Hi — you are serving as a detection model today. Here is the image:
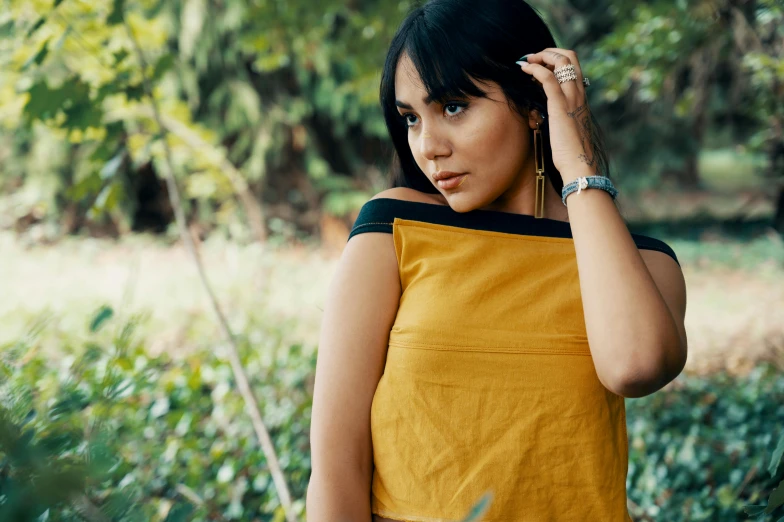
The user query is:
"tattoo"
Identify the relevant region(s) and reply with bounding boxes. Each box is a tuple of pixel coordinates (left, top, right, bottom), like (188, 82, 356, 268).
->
(567, 104, 598, 169)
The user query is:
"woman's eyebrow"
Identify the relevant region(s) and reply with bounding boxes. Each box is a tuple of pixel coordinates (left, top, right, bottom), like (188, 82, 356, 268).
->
(395, 93, 438, 110)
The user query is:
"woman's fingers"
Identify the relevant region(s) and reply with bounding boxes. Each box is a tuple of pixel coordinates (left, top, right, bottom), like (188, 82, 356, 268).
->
(523, 49, 585, 103)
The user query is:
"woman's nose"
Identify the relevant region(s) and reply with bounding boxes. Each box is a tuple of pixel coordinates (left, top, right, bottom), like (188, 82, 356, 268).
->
(419, 128, 449, 160)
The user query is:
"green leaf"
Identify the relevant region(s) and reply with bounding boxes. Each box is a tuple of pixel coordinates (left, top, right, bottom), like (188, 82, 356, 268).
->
(25, 18, 45, 38)
(0, 20, 16, 39)
(745, 504, 767, 516)
(113, 49, 129, 65)
(23, 77, 103, 130)
(765, 479, 784, 514)
(125, 83, 145, 101)
(770, 432, 784, 477)
(23, 80, 68, 121)
(89, 305, 114, 333)
(152, 53, 175, 81)
(21, 38, 50, 71)
(165, 503, 195, 522)
(107, 0, 125, 25)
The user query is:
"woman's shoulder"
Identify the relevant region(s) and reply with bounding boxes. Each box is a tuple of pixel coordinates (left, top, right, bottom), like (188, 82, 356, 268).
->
(347, 188, 445, 242)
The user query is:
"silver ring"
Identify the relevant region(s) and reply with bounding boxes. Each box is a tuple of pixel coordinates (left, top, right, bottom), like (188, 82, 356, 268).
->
(553, 65, 591, 87)
(554, 64, 577, 85)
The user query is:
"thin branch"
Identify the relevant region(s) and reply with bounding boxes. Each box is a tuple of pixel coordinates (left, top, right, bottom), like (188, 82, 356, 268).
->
(122, 14, 299, 522)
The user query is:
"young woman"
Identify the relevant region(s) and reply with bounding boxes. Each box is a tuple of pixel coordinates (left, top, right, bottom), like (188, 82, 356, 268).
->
(307, 1, 688, 520)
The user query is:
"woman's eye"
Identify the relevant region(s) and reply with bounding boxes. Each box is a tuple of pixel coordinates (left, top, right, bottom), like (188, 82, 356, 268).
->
(444, 103, 464, 116)
(400, 102, 468, 128)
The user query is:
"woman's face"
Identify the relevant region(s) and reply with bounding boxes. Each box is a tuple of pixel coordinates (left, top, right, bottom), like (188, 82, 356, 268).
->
(394, 52, 540, 213)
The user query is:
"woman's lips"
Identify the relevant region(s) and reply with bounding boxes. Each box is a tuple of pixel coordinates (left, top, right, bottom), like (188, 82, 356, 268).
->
(437, 173, 468, 189)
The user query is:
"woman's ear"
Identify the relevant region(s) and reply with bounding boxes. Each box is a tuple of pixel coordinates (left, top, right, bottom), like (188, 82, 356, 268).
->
(528, 109, 544, 130)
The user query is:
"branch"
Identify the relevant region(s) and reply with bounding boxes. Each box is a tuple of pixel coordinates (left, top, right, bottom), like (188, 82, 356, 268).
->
(122, 16, 299, 522)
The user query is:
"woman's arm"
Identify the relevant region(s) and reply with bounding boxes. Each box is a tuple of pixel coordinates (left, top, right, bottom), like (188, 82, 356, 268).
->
(306, 226, 401, 521)
(564, 177, 688, 399)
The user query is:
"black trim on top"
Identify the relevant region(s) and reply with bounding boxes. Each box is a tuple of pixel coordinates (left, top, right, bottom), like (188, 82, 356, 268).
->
(347, 198, 680, 267)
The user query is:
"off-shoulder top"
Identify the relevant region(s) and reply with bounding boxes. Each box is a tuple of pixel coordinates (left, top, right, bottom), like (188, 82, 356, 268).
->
(347, 197, 679, 522)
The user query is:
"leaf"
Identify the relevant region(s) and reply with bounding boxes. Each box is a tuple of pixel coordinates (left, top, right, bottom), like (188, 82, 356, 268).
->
(770, 432, 784, 477)
(107, 0, 125, 25)
(89, 305, 114, 333)
(165, 503, 195, 522)
(765, 479, 784, 514)
(0, 19, 14, 39)
(23, 81, 69, 122)
(125, 83, 145, 101)
(152, 54, 175, 81)
(744, 504, 767, 516)
(25, 18, 45, 38)
(21, 38, 50, 71)
(24, 77, 103, 130)
(113, 49, 129, 65)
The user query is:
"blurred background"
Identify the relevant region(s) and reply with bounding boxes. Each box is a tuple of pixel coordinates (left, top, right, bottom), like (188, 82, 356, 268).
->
(0, 0, 782, 520)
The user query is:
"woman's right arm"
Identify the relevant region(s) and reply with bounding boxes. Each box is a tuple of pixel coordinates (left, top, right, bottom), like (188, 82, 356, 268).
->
(306, 225, 401, 521)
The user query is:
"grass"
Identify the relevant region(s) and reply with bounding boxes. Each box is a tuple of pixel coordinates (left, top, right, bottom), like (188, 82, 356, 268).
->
(1, 224, 783, 379)
(698, 148, 769, 192)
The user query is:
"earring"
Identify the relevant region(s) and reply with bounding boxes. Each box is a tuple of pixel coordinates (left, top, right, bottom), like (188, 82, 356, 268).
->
(533, 120, 545, 219)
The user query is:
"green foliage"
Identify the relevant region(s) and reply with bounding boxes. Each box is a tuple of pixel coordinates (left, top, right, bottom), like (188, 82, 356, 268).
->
(1, 302, 783, 521)
(0, 305, 314, 520)
(1, 0, 782, 235)
(626, 364, 784, 521)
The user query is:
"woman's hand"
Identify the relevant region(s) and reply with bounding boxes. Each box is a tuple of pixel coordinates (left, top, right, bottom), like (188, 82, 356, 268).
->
(518, 49, 597, 183)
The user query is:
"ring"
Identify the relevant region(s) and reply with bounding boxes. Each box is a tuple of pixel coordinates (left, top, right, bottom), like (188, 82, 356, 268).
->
(529, 70, 590, 87)
(554, 64, 577, 85)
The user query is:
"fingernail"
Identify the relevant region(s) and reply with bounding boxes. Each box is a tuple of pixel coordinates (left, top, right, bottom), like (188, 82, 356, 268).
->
(516, 61, 529, 67)
(517, 54, 531, 62)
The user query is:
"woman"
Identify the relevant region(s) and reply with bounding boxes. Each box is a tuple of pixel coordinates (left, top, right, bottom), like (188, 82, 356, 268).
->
(307, 0, 688, 520)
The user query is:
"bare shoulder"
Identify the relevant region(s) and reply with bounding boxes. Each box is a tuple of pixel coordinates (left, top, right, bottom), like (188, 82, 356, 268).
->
(370, 187, 448, 205)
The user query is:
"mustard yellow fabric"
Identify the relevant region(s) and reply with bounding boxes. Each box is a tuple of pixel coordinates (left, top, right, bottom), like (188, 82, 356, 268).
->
(370, 217, 633, 522)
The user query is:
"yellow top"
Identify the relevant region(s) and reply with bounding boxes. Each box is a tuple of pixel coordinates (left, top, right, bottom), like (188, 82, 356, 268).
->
(347, 198, 679, 522)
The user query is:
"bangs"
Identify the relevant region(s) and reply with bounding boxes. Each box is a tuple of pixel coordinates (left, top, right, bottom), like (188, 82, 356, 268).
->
(400, 15, 494, 105)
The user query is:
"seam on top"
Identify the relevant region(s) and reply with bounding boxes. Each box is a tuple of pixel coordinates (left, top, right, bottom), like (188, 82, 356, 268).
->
(372, 508, 458, 522)
(352, 221, 392, 230)
(388, 340, 591, 356)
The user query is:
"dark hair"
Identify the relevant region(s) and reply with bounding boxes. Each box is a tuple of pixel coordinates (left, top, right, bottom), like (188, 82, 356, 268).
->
(379, 0, 613, 205)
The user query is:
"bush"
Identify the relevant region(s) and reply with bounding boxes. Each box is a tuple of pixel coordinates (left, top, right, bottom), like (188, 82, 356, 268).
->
(0, 305, 781, 521)
(0, 306, 315, 521)
(626, 364, 784, 521)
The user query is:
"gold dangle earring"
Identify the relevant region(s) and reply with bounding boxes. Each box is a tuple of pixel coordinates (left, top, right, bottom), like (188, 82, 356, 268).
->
(533, 117, 546, 219)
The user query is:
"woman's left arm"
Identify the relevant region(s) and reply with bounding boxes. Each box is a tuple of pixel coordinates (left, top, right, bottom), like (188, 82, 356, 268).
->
(564, 186, 687, 399)
(519, 48, 687, 398)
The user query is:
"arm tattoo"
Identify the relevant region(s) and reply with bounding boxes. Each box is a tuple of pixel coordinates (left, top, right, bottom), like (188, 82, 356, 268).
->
(567, 104, 598, 170)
